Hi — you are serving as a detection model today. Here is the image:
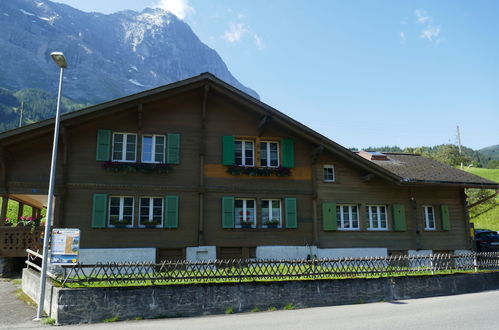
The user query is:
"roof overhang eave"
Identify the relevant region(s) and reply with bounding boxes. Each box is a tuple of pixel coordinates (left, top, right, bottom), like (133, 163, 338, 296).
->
(400, 179, 499, 189)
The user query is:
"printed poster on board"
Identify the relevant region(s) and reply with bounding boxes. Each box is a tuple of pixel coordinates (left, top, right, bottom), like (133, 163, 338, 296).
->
(50, 228, 80, 265)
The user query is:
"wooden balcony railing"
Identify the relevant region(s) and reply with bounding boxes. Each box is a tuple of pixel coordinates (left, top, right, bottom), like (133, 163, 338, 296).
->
(0, 226, 44, 257)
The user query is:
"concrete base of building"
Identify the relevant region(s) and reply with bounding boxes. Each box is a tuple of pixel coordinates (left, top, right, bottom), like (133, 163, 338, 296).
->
(186, 246, 216, 262)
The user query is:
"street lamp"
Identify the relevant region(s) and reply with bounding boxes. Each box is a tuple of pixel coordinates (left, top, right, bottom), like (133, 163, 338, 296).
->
(36, 52, 67, 320)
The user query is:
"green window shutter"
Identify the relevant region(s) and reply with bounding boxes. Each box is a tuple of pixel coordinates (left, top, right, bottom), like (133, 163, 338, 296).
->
(164, 195, 179, 228)
(96, 129, 111, 161)
(392, 204, 406, 231)
(92, 194, 108, 228)
(222, 197, 235, 228)
(285, 198, 297, 228)
(322, 202, 337, 231)
(281, 138, 295, 168)
(440, 204, 451, 231)
(222, 136, 235, 165)
(166, 133, 180, 164)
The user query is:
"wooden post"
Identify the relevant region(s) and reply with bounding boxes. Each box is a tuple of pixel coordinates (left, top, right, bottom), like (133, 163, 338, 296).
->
(410, 189, 421, 250)
(310, 147, 321, 246)
(0, 196, 8, 225)
(17, 201, 24, 219)
(31, 207, 37, 219)
(198, 85, 209, 246)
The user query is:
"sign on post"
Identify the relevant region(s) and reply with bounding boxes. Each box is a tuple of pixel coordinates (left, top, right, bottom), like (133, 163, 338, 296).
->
(50, 228, 80, 265)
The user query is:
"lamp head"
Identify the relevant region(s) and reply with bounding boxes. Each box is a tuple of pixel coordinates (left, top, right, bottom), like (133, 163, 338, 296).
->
(50, 52, 67, 68)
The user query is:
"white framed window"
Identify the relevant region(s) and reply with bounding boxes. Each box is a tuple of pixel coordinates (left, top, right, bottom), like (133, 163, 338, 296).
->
(139, 197, 163, 228)
(235, 140, 254, 166)
(260, 141, 279, 167)
(261, 199, 282, 228)
(108, 196, 134, 228)
(423, 206, 436, 230)
(366, 205, 388, 230)
(142, 135, 166, 163)
(323, 165, 335, 182)
(337, 204, 359, 230)
(112, 133, 137, 162)
(235, 198, 256, 228)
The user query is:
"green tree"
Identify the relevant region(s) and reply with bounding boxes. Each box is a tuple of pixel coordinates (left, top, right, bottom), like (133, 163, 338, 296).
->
(431, 144, 471, 167)
(466, 188, 497, 220)
(486, 160, 499, 169)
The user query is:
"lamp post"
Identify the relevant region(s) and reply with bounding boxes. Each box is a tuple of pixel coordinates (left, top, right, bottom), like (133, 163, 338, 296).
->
(36, 52, 67, 320)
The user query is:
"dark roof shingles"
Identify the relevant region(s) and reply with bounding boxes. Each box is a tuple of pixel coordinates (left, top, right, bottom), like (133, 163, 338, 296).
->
(368, 153, 498, 187)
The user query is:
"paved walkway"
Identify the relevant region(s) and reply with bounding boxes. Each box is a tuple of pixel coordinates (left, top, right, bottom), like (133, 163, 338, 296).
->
(0, 277, 48, 329)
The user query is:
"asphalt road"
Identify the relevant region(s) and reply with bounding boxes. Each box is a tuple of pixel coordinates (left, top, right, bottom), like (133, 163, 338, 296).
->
(1, 277, 496, 330)
(0, 278, 48, 330)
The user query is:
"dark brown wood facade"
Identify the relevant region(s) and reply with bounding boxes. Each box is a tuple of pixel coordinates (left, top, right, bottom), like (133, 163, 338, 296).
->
(0, 74, 480, 259)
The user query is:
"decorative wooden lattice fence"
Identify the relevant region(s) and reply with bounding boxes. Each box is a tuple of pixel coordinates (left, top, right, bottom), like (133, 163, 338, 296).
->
(24, 251, 499, 287)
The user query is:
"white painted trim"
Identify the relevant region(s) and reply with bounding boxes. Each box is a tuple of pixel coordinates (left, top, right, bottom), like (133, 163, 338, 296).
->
(261, 199, 282, 228)
(323, 164, 335, 182)
(235, 198, 256, 228)
(141, 134, 166, 163)
(423, 205, 436, 230)
(235, 140, 255, 167)
(366, 204, 388, 230)
(108, 196, 134, 228)
(260, 141, 280, 167)
(337, 204, 360, 230)
(111, 132, 137, 162)
(138, 196, 164, 228)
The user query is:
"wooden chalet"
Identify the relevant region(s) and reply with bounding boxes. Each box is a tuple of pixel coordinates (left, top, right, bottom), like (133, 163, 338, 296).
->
(0, 73, 497, 263)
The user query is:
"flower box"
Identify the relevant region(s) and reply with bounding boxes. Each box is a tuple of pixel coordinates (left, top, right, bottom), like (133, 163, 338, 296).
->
(101, 161, 172, 174)
(227, 165, 291, 177)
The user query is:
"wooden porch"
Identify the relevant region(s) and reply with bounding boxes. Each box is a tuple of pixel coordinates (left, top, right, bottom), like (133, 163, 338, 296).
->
(0, 226, 44, 257)
(0, 195, 46, 257)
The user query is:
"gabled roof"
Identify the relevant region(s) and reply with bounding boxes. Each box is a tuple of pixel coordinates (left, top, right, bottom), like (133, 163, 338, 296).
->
(1, 72, 495, 189)
(0, 72, 401, 183)
(361, 152, 498, 189)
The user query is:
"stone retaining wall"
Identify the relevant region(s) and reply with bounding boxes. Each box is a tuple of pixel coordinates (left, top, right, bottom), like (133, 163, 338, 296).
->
(22, 268, 499, 324)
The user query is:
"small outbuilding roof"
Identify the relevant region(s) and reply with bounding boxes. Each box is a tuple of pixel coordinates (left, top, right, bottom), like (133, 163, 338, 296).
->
(360, 152, 499, 189)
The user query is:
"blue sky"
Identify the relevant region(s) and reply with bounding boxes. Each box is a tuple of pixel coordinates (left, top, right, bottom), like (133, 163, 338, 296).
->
(54, 0, 498, 150)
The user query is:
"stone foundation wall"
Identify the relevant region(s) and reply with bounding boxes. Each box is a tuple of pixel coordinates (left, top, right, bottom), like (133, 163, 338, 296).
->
(22, 268, 499, 325)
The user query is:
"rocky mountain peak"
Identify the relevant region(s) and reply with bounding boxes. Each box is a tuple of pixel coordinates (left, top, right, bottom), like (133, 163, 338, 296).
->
(0, 0, 259, 103)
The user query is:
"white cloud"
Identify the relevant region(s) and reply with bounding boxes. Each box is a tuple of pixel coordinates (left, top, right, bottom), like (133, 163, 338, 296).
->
(153, 0, 195, 19)
(221, 19, 264, 50)
(420, 26, 441, 42)
(399, 31, 406, 42)
(415, 9, 431, 24)
(222, 23, 249, 43)
(253, 33, 264, 49)
(413, 9, 442, 45)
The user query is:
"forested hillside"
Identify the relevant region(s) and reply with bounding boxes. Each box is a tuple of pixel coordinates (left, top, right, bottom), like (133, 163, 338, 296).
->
(0, 87, 88, 132)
